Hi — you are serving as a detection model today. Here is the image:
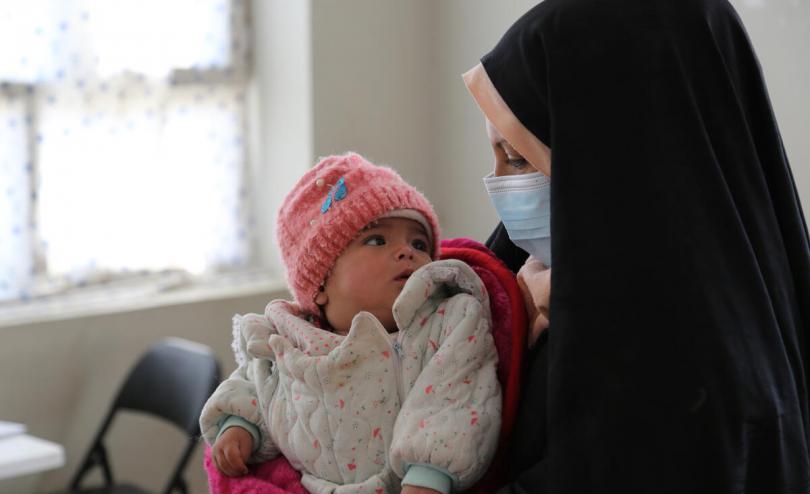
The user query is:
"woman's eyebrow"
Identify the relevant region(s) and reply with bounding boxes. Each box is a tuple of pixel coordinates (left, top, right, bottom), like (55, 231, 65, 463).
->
(501, 142, 524, 157)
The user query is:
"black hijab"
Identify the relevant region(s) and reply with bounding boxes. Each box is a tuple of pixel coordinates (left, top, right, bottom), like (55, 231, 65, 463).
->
(472, 0, 810, 491)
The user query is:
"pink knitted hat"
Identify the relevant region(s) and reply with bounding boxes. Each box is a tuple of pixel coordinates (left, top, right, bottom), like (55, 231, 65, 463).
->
(276, 152, 441, 315)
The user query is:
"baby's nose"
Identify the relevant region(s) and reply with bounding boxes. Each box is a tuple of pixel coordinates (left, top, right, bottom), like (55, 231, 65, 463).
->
(395, 244, 414, 260)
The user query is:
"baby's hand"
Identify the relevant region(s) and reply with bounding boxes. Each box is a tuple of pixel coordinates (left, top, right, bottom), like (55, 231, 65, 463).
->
(212, 426, 253, 477)
(401, 486, 441, 494)
(517, 256, 551, 349)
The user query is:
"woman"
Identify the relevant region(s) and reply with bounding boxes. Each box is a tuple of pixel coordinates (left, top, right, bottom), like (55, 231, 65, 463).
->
(465, 0, 810, 492)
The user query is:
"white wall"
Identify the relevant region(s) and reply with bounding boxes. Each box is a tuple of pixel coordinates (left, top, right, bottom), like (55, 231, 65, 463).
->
(248, 0, 313, 274)
(732, 0, 810, 210)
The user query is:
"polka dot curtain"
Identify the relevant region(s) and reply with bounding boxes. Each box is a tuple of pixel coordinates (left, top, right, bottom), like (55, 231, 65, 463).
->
(0, 0, 251, 302)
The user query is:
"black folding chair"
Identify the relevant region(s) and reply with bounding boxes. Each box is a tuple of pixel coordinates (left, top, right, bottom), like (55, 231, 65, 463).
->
(64, 338, 221, 494)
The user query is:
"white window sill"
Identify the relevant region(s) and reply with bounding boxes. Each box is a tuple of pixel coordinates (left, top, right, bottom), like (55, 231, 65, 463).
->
(0, 269, 288, 329)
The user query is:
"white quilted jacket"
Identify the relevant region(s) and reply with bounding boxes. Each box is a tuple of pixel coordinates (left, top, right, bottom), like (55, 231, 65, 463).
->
(200, 259, 501, 493)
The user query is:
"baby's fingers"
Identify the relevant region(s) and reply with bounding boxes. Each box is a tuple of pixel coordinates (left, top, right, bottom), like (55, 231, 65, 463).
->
(225, 443, 249, 476)
(216, 443, 248, 476)
(213, 449, 233, 476)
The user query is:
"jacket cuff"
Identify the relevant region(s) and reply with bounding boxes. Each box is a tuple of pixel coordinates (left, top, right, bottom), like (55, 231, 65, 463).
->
(402, 464, 454, 494)
(216, 415, 261, 453)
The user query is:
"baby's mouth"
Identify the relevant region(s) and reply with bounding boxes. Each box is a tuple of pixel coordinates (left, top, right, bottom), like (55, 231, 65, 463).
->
(394, 270, 414, 282)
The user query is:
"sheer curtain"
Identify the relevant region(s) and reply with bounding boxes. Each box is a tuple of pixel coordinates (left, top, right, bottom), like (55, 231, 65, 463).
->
(0, 0, 251, 302)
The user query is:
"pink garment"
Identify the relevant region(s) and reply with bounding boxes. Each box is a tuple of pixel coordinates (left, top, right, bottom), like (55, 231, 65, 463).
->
(204, 447, 309, 494)
(203, 237, 526, 494)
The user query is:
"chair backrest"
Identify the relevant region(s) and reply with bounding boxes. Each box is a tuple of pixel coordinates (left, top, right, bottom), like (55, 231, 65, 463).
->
(115, 338, 221, 436)
(70, 337, 221, 494)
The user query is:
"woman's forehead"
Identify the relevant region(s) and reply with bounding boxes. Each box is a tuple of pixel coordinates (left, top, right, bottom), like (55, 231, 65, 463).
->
(486, 119, 503, 141)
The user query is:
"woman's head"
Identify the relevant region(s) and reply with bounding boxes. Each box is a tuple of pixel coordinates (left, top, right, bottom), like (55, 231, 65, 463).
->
(276, 152, 440, 330)
(463, 63, 552, 177)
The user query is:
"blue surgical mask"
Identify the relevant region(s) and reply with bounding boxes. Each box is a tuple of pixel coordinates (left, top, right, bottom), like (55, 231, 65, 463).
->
(483, 171, 552, 267)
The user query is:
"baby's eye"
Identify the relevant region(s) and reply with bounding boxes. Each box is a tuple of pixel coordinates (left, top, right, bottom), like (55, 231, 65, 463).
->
(411, 238, 428, 252)
(363, 235, 386, 246)
(507, 157, 528, 169)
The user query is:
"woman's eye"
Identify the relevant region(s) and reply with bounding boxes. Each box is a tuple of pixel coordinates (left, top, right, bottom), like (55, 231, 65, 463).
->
(507, 157, 528, 168)
(363, 235, 385, 246)
(411, 238, 428, 252)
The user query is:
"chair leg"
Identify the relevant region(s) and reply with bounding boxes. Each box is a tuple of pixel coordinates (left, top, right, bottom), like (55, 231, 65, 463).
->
(97, 443, 114, 486)
(70, 411, 116, 491)
(174, 477, 188, 494)
(69, 442, 113, 491)
(162, 438, 197, 494)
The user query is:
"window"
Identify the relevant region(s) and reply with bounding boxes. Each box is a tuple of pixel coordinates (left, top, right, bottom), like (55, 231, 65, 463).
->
(0, 0, 252, 303)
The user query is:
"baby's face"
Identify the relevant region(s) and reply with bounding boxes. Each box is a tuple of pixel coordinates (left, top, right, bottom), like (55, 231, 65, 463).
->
(315, 217, 432, 335)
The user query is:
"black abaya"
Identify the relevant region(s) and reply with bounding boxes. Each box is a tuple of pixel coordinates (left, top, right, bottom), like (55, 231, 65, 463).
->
(473, 0, 810, 491)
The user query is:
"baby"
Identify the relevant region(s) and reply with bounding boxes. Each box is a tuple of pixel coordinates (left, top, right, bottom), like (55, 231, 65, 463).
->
(200, 153, 501, 494)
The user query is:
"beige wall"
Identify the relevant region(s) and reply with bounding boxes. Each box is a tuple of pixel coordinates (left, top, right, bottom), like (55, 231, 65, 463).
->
(305, 0, 539, 241)
(431, 0, 539, 241)
(0, 288, 285, 494)
(310, 0, 438, 198)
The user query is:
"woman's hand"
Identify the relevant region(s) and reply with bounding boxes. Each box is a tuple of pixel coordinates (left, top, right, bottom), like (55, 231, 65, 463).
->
(212, 426, 253, 477)
(517, 256, 551, 348)
(401, 486, 441, 494)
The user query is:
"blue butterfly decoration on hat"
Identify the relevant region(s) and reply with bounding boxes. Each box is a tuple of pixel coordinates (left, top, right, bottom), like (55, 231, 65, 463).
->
(321, 177, 348, 213)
